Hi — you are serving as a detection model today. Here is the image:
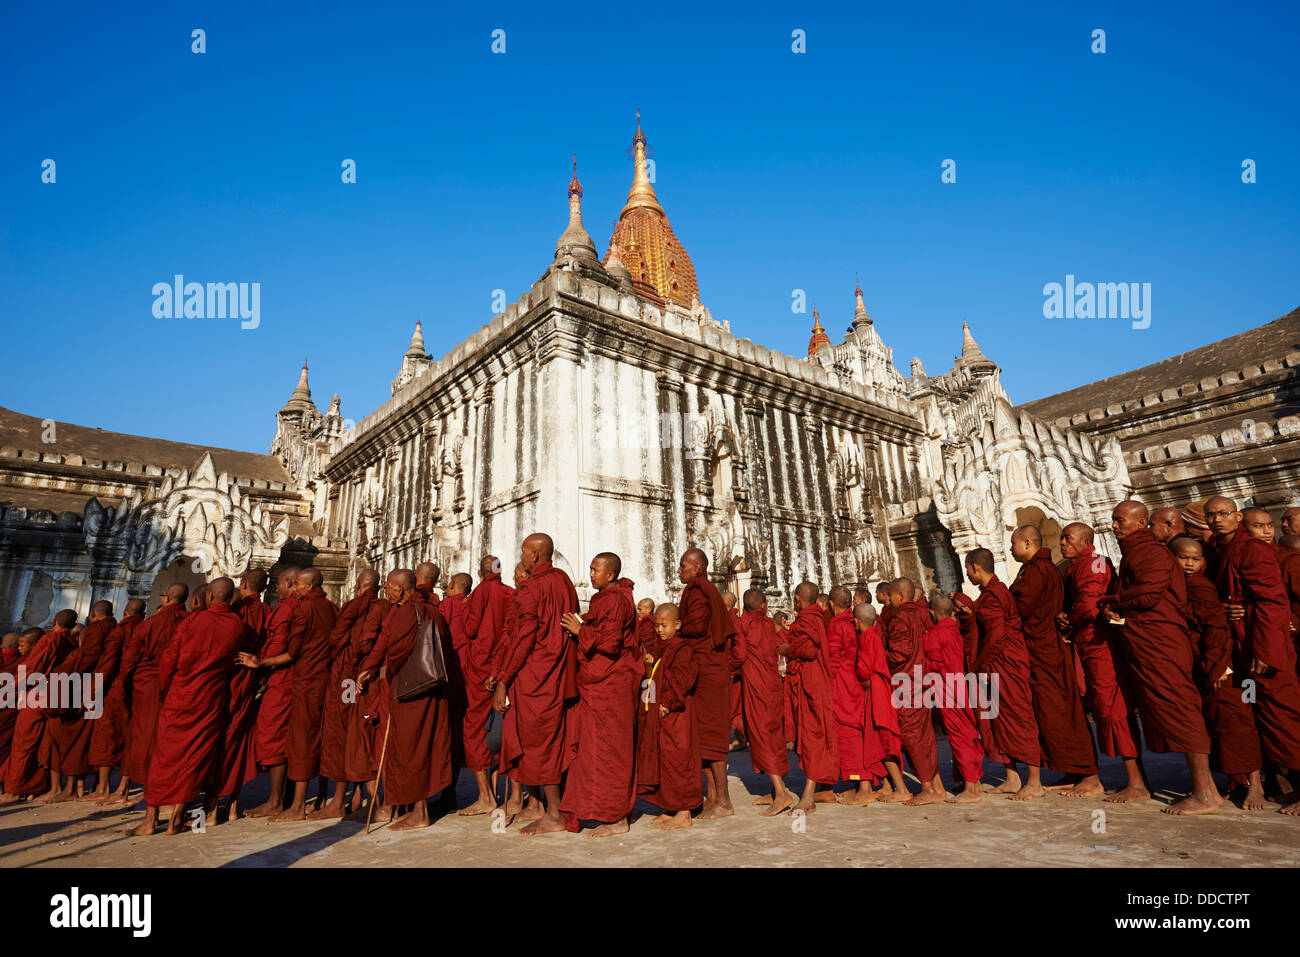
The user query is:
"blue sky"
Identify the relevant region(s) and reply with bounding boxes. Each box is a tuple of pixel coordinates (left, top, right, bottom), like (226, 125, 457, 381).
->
(2, 1, 1296, 452)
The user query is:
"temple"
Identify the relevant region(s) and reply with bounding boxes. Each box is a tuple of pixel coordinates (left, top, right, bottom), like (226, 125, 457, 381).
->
(1, 118, 1297, 624)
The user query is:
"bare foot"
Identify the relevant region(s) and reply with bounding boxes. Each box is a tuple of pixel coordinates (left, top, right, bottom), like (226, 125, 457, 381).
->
(588, 819, 628, 838)
(519, 816, 565, 835)
(879, 788, 911, 804)
(1043, 774, 1084, 792)
(1009, 784, 1046, 802)
(78, 791, 109, 803)
(792, 796, 817, 814)
(760, 793, 796, 817)
(812, 789, 837, 804)
(836, 788, 876, 806)
(905, 788, 944, 806)
(656, 811, 692, 830)
(128, 821, 155, 837)
(0, 793, 26, 806)
(946, 789, 982, 804)
(1278, 796, 1300, 816)
(270, 807, 307, 823)
(305, 804, 345, 821)
(1060, 776, 1105, 798)
(458, 795, 498, 816)
(1239, 785, 1270, 811)
(753, 793, 774, 806)
(390, 809, 431, 831)
(244, 801, 283, 818)
(517, 799, 545, 822)
(698, 801, 734, 821)
(985, 775, 1021, 794)
(1104, 783, 1151, 804)
(1163, 792, 1223, 815)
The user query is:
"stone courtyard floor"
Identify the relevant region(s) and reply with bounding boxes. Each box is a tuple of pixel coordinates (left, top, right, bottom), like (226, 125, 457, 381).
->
(2, 744, 1296, 868)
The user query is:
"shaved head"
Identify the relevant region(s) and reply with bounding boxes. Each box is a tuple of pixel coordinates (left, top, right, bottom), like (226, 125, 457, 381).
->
(1, 633, 17, 650)
(1111, 500, 1150, 540)
(794, 581, 818, 607)
(125, 598, 146, 617)
(278, 567, 300, 586)
(165, 582, 190, 604)
(90, 599, 113, 619)
(637, 597, 655, 617)
(53, 609, 77, 629)
(853, 603, 877, 628)
(388, 568, 416, 591)
(242, 568, 270, 594)
(829, 585, 851, 611)
(1171, 535, 1203, 557)
(1242, 507, 1274, 542)
(655, 602, 680, 623)
(1149, 507, 1186, 544)
(742, 588, 765, 612)
(929, 593, 955, 618)
(1062, 522, 1095, 546)
(209, 577, 236, 603)
(415, 562, 441, 587)
(678, 547, 708, 584)
(1205, 496, 1242, 538)
(1012, 525, 1042, 549)
(297, 567, 323, 588)
(593, 552, 622, 578)
(480, 555, 502, 577)
(449, 572, 473, 595)
(521, 534, 553, 562)
(1283, 507, 1300, 535)
(357, 568, 380, 592)
(963, 548, 994, 574)
(889, 578, 915, 601)
(722, 591, 737, 610)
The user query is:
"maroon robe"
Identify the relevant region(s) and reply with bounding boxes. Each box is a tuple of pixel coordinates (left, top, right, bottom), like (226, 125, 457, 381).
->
(358, 600, 453, 804)
(637, 636, 700, 812)
(924, 617, 985, 784)
(857, 624, 902, 773)
(120, 604, 187, 784)
(561, 578, 640, 828)
(678, 574, 737, 762)
(953, 592, 979, 670)
(3, 627, 77, 795)
(732, 608, 788, 776)
(499, 560, 579, 786)
(826, 607, 881, 781)
(253, 596, 297, 767)
(46, 617, 115, 778)
(286, 587, 339, 781)
(87, 613, 144, 769)
(463, 575, 513, 772)
(441, 590, 471, 772)
(884, 601, 939, 781)
(785, 604, 839, 785)
(972, 576, 1040, 765)
(1210, 527, 1300, 768)
(728, 608, 745, 738)
(345, 597, 390, 780)
(144, 602, 250, 807)
(1011, 547, 1097, 775)
(320, 589, 373, 782)
(1061, 546, 1139, 759)
(216, 595, 269, 798)
(1184, 572, 1261, 775)
(1106, 528, 1210, 754)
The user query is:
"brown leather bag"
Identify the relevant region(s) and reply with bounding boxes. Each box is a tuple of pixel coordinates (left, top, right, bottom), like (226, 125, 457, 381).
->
(393, 602, 450, 701)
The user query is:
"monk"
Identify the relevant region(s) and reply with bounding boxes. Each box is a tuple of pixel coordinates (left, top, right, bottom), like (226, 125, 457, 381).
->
(216, 570, 270, 816)
(117, 585, 189, 800)
(358, 569, 455, 831)
(486, 562, 538, 822)
(441, 571, 485, 812)
(635, 597, 657, 655)
(313, 569, 380, 820)
(924, 595, 984, 803)
(1171, 536, 1265, 808)
(1057, 522, 1147, 803)
(82, 599, 146, 803)
(1278, 535, 1300, 646)
(1098, 500, 1221, 814)
(265, 568, 338, 821)
(241, 568, 298, 817)
(733, 588, 793, 815)
(345, 578, 390, 814)
(1009, 526, 1100, 795)
(961, 549, 1042, 799)
(676, 547, 737, 819)
(131, 578, 251, 836)
(638, 602, 701, 829)
(854, 604, 906, 800)
(495, 533, 579, 835)
(881, 578, 944, 805)
(0, 634, 31, 771)
(1149, 507, 1187, 544)
(1205, 497, 1300, 813)
(465, 555, 512, 813)
(0, 633, 18, 666)
(1282, 507, 1300, 537)
(723, 591, 747, 751)
(414, 562, 441, 613)
(0, 610, 79, 802)
(779, 582, 840, 813)
(853, 587, 871, 608)
(559, 553, 639, 836)
(824, 586, 880, 806)
(44, 600, 115, 801)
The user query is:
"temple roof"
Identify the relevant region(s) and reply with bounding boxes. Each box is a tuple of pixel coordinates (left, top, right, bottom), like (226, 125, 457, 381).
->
(604, 115, 699, 309)
(280, 361, 317, 416)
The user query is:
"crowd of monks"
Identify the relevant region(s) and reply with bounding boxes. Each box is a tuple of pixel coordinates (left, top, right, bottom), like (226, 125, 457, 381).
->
(1, 495, 1298, 838)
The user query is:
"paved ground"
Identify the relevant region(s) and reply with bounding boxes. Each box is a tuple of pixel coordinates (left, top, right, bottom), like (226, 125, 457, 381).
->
(2, 742, 1297, 868)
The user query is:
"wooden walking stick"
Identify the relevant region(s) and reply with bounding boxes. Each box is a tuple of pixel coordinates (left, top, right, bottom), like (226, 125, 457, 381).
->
(366, 714, 392, 835)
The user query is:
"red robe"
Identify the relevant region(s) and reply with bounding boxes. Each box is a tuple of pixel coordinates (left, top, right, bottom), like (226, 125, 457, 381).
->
(441, 590, 470, 772)
(216, 595, 269, 798)
(0, 651, 26, 768)
(358, 600, 453, 804)
(3, 627, 77, 795)
(678, 575, 737, 762)
(561, 578, 640, 829)
(1210, 527, 1300, 768)
(1276, 546, 1300, 662)
(87, 613, 144, 769)
(884, 602, 939, 781)
(499, 560, 579, 786)
(320, 589, 373, 782)
(462, 575, 513, 772)
(637, 636, 700, 812)
(253, 596, 297, 768)
(857, 624, 902, 771)
(144, 602, 251, 806)
(636, 616, 657, 657)
(1184, 571, 1261, 775)
(46, 617, 115, 777)
(972, 577, 1040, 765)
(345, 596, 390, 780)
(953, 593, 979, 670)
(1061, 547, 1139, 759)
(1107, 528, 1210, 754)
(924, 617, 985, 784)
(285, 587, 339, 781)
(1011, 548, 1097, 775)
(732, 608, 788, 776)
(785, 604, 839, 784)
(728, 608, 745, 738)
(827, 607, 887, 781)
(120, 604, 187, 784)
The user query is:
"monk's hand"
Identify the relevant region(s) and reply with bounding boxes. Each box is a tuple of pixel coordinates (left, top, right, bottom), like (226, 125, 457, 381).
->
(484, 675, 497, 692)
(1225, 602, 1246, 622)
(1054, 611, 1070, 631)
(357, 669, 374, 690)
(1250, 657, 1277, 678)
(776, 642, 789, 656)
(236, 651, 260, 669)
(642, 653, 654, 667)
(492, 682, 509, 714)
(1101, 608, 1121, 624)
(658, 705, 669, 717)
(561, 612, 583, 636)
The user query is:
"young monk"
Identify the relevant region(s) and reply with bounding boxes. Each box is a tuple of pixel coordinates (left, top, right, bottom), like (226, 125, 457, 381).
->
(733, 588, 793, 815)
(883, 578, 945, 805)
(637, 602, 700, 830)
(826, 586, 881, 806)
(635, 598, 657, 655)
(853, 604, 906, 800)
(0, 633, 18, 665)
(924, 594, 983, 803)
(779, 582, 840, 813)
(1, 611, 79, 803)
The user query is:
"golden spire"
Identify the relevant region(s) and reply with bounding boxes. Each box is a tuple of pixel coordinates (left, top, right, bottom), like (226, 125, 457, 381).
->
(555, 154, 598, 264)
(622, 111, 664, 217)
(808, 305, 831, 355)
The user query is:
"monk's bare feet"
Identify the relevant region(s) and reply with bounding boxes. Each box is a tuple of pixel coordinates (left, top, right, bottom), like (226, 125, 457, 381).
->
(305, 804, 345, 821)
(905, 786, 944, 806)
(811, 789, 836, 804)
(128, 821, 155, 836)
(1009, 783, 1046, 802)
(650, 812, 669, 824)
(946, 785, 982, 804)
(698, 800, 735, 821)
(588, 819, 628, 838)
(458, 795, 498, 816)
(390, 807, 431, 831)
(270, 806, 307, 822)
(1104, 783, 1151, 804)
(753, 793, 774, 806)
(761, 792, 796, 816)
(879, 788, 911, 804)
(1060, 775, 1105, 798)
(655, 810, 691, 830)
(517, 799, 544, 822)
(1239, 783, 1270, 811)
(244, 800, 283, 818)
(0, 793, 25, 806)
(792, 796, 817, 814)
(39, 788, 74, 804)
(1044, 774, 1084, 792)
(519, 815, 565, 836)
(1163, 791, 1223, 815)
(78, 790, 109, 803)
(985, 771, 1021, 794)
(836, 788, 876, 806)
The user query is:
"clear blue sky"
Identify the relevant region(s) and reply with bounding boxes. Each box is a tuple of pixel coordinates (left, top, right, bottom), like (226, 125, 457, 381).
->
(2, 1, 1296, 452)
